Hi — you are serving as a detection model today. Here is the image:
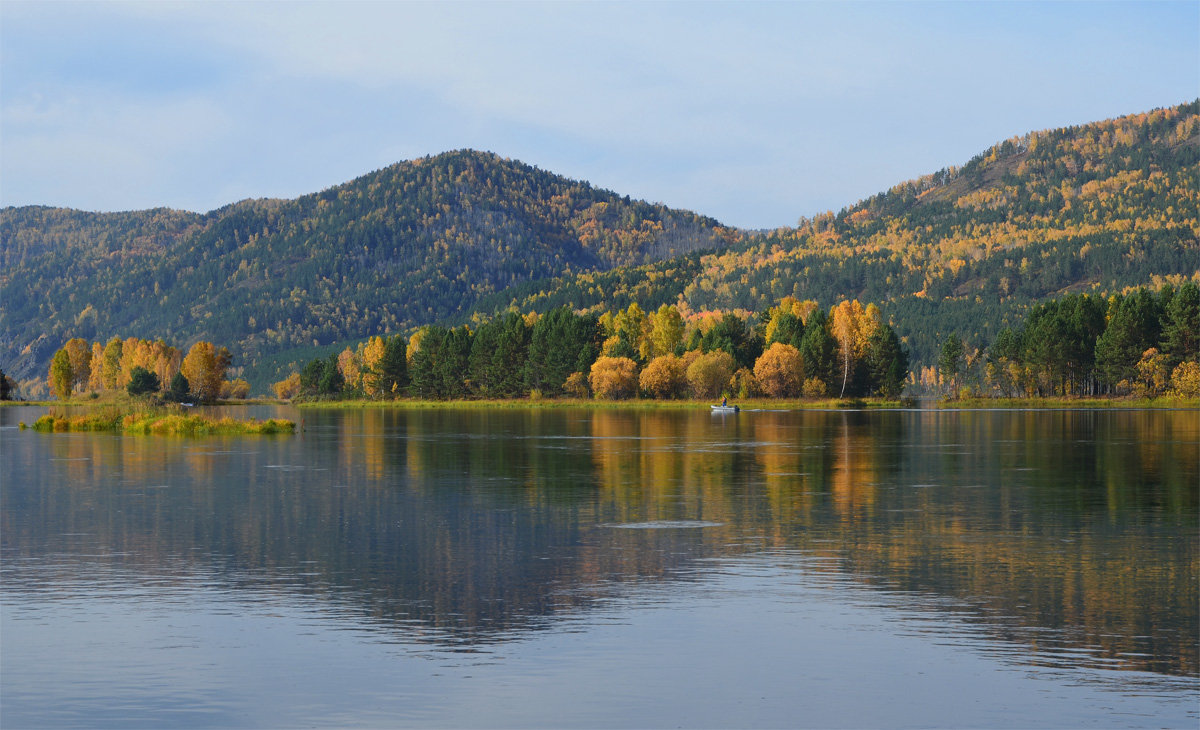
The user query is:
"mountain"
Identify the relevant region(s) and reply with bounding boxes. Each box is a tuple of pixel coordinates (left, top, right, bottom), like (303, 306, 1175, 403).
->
(0, 150, 740, 384)
(475, 101, 1200, 364)
(3, 103, 1197, 391)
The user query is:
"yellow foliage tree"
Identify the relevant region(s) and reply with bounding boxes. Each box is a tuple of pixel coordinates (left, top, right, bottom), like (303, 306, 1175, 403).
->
(1134, 347, 1171, 398)
(686, 350, 736, 399)
(63, 338, 93, 392)
(644, 304, 684, 360)
(273, 372, 302, 400)
(829, 300, 881, 397)
(639, 354, 686, 399)
(1169, 361, 1200, 398)
(754, 342, 804, 398)
(359, 336, 387, 396)
(220, 379, 251, 400)
(101, 337, 123, 390)
(148, 340, 181, 389)
(613, 302, 647, 356)
(118, 336, 142, 387)
(802, 377, 828, 398)
(88, 342, 106, 391)
(337, 347, 362, 391)
(181, 341, 226, 403)
(589, 356, 639, 399)
(563, 371, 589, 399)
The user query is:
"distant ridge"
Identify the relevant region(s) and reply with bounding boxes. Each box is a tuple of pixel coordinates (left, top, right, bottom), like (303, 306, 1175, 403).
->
(0, 150, 740, 383)
(2, 102, 1197, 389)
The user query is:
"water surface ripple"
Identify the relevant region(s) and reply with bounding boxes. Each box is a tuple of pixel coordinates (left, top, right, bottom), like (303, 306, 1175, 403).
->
(2, 406, 1196, 728)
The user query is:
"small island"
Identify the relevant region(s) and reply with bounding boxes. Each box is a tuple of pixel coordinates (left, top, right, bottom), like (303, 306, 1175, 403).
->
(26, 404, 294, 436)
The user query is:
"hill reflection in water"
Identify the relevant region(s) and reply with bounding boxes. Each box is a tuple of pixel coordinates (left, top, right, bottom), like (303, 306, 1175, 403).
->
(3, 406, 1196, 679)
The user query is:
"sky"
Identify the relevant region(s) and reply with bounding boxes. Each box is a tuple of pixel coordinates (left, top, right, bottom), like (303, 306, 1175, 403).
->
(2, 1, 1197, 230)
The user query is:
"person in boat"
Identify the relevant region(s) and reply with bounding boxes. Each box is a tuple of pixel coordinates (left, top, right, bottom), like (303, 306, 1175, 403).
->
(721, 396, 727, 407)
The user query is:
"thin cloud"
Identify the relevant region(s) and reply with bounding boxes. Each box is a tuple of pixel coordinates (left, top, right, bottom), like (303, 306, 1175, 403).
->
(2, 1, 1196, 227)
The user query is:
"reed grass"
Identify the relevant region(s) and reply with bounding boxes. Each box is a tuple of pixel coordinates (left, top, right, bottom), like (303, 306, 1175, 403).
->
(29, 403, 294, 435)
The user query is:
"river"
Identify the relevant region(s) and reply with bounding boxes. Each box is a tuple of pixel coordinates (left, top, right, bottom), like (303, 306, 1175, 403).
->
(2, 405, 1196, 728)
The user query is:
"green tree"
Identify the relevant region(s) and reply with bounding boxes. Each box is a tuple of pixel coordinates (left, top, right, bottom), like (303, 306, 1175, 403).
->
(766, 310, 804, 348)
(436, 327, 472, 399)
(702, 313, 762, 369)
(490, 312, 530, 397)
(377, 335, 409, 398)
(166, 372, 191, 402)
(0, 368, 15, 400)
(986, 327, 1025, 397)
(318, 355, 345, 395)
(524, 307, 601, 396)
(1161, 280, 1199, 366)
(468, 318, 501, 395)
(48, 348, 73, 400)
(939, 334, 964, 398)
(127, 366, 160, 396)
(865, 325, 909, 398)
(1096, 289, 1162, 391)
(409, 326, 446, 398)
(300, 355, 344, 397)
(798, 309, 837, 389)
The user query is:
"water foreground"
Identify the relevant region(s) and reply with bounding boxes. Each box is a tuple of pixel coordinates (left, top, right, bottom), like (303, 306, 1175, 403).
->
(2, 405, 1196, 728)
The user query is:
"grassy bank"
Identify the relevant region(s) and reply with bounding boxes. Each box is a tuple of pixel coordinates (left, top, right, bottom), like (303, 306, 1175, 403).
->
(294, 397, 909, 410)
(24, 404, 295, 435)
(938, 396, 1199, 409)
(291, 395, 1199, 410)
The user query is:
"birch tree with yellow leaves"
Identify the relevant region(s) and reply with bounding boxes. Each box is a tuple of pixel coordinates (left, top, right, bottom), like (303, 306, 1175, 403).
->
(829, 300, 881, 397)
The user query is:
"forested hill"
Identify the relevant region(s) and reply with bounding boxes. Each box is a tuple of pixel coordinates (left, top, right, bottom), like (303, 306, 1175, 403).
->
(5, 103, 1197, 390)
(480, 101, 1199, 365)
(0, 150, 740, 382)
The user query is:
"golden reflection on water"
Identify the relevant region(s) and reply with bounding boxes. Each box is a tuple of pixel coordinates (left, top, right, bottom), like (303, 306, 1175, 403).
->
(4, 406, 1197, 677)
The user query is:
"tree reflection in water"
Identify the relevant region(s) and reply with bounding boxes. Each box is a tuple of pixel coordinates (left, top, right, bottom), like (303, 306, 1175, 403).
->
(2, 406, 1196, 676)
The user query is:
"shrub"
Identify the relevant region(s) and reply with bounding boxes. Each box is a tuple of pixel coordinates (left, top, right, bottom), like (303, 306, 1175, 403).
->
(563, 371, 589, 399)
(754, 343, 803, 398)
(1170, 361, 1200, 398)
(589, 357, 639, 400)
(802, 377, 828, 399)
(639, 355, 686, 399)
(686, 351, 735, 399)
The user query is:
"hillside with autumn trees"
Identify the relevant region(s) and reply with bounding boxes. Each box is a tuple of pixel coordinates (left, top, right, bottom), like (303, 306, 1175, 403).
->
(2, 102, 1197, 395)
(483, 101, 1199, 367)
(0, 150, 739, 389)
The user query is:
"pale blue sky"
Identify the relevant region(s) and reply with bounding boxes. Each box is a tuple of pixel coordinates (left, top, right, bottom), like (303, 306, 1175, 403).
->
(2, 1, 1197, 229)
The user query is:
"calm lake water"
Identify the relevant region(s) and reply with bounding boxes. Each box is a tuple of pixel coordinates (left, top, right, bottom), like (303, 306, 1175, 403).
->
(2, 405, 1197, 728)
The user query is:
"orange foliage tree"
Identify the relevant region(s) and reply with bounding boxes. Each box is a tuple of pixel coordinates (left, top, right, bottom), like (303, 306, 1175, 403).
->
(639, 354, 687, 399)
(589, 356, 639, 399)
(754, 342, 804, 398)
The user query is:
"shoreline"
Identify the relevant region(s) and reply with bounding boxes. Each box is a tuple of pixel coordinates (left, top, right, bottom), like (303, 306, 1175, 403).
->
(6, 396, 1196, 411)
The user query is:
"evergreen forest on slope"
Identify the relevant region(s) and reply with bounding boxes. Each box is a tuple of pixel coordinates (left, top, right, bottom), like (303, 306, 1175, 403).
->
(1, 151, 738, 385)
(1, 101, 1196, 393)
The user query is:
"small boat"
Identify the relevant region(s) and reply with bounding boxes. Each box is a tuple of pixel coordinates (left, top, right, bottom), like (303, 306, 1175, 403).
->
(711, 404, 739, 413)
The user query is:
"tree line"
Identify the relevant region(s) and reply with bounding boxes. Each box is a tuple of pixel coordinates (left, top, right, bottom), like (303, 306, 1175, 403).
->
(277, 296, 910, 402)
(931, 281, 1200, 398)
(43, 337, 243, 403)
